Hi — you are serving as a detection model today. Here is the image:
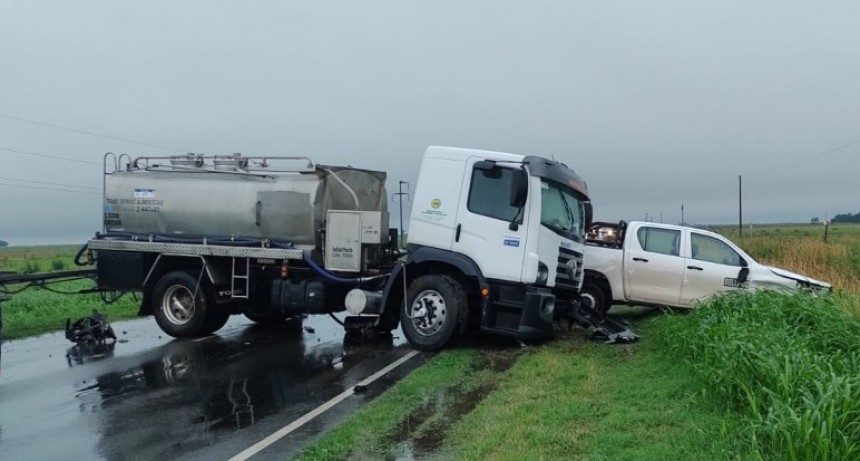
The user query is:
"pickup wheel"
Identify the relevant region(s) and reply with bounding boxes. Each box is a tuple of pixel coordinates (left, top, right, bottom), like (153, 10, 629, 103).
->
(401, 275, 468, 351)
(152, 271, 214, 338)
(580, 282, 609, 317)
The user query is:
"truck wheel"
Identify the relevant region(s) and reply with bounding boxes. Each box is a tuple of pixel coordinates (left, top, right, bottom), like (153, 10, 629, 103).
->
(152, 271, 213, 338)
(401, 275, 467, 351)
(580, 282, 609, 316)
(201, 307, 230, 334)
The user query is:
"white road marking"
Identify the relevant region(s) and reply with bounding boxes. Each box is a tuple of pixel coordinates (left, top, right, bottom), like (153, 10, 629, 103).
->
(226, 349, 420, 461)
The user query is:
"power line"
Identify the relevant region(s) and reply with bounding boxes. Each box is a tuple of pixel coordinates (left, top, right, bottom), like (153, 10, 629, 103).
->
(0, 176, 100, 191)
(0, 181, 102, 195)
(770, 137, 860, 172)
(0, 147, 101, 165)
(0, 113, 182, 152)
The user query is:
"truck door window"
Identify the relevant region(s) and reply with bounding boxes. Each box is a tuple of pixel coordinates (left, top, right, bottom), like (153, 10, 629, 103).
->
(690, 233, 745, 267)
(636, 227, 680, 256)
(467, 167, 522, 222)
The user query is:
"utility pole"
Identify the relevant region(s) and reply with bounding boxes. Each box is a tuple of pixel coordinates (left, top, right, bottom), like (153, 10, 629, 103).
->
(738, 175, 743, 238)
(393, 181, 410, 247)
(681, 203, 684, 226)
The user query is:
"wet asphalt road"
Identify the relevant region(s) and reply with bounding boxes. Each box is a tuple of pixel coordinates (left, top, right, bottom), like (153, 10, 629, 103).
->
(0, 315, 423, 461)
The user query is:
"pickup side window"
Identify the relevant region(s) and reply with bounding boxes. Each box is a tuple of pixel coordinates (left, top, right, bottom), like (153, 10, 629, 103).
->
(467, 167, 521, 222)
(636, 227, 680, 256)
(690, 233, 745, 267)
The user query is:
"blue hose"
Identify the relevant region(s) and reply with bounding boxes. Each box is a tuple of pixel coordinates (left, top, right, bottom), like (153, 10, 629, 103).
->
(302, 254, 362, 285)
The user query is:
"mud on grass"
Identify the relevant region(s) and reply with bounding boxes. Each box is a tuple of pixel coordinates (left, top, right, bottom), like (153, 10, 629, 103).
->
(294, 348, 521, 461)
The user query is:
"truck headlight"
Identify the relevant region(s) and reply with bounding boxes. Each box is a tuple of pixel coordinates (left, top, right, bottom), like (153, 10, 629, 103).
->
(536, 262, 549, 286)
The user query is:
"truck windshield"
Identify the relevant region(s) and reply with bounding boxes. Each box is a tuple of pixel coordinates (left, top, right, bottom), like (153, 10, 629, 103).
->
(540, 180, 586, 240)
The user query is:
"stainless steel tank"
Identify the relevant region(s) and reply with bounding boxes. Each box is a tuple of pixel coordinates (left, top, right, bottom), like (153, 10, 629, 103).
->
(102, 154, 388, 249)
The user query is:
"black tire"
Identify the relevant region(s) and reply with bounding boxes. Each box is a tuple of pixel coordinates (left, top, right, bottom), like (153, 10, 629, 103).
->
(201, 306, 230, 334)
(152, 271, 215, 338)
(580, 282, 609, 316)
(401, 274, 468, 351)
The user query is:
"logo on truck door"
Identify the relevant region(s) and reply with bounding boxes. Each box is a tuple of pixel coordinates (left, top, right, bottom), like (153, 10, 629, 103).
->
(421, 198, 447, 222)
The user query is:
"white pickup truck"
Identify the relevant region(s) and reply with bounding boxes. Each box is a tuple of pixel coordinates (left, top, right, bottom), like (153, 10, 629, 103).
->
(581, 221, 831, 315)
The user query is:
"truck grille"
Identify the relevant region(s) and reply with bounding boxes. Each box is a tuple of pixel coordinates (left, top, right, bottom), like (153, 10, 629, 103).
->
(556, 246, 583, 291)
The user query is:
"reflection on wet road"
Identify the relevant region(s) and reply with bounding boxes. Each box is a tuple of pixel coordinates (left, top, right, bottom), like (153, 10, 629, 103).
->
(0, 315, 416, 461)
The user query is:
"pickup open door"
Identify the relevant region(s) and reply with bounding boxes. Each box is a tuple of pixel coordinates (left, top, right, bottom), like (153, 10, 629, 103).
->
(624, 225, 685, 305)
(679, 232, 748, 306)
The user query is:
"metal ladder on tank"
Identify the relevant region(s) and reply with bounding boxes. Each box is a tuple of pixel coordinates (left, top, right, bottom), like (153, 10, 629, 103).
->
(231, 258, 250, 300)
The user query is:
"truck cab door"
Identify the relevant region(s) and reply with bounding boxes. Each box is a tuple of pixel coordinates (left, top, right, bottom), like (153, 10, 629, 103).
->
(625, 226, 685, 305)
(679, 232, 748, 306)
(451, 158, 529, 282)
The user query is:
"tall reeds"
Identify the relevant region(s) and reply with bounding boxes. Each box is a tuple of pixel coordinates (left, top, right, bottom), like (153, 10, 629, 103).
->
(661, 291, 860, 461)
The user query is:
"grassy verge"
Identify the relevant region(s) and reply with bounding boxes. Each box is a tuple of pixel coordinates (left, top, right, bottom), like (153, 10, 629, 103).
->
(1, 279, 139, 340)
(0, 244, 81, 274)
(295, 317, 751, 461)
(295, 349, 498, 461)
(660, 291, 860, 461)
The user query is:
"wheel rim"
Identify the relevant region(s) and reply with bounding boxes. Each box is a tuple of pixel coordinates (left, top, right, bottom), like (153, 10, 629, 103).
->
(581, 292, 596, 309)
(408, 289, 447, 337)
(162, 285, 196, 325)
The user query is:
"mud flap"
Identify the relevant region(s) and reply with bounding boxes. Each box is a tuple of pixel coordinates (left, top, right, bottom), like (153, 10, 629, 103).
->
(566, 300, 638, 344)
(343, 315, 391, 343)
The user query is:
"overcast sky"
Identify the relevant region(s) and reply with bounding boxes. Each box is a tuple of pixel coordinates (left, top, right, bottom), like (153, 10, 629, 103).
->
(1, 1, 859, 245)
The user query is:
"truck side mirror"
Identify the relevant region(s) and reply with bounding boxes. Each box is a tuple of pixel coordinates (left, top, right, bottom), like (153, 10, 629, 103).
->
(474, 160, 496, 171)
(475, 160, 502, 179)
(510, 169, 528, 208)
(737, 267, 749, 285)
(584, 202, 593, 228)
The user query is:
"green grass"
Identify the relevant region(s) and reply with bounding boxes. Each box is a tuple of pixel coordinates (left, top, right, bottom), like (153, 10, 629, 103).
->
(446, 324, 750, 461)
(295, 349, 484, 461)
(0, 244, 83, 274)
(295, 319, 752, 461)
(660, 291, 860, 461)
(1, 244, 138, 340)
(1, 279, 139, 340)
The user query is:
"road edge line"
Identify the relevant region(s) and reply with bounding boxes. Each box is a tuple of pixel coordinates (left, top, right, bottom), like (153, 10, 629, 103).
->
(226, 349, 420, 461)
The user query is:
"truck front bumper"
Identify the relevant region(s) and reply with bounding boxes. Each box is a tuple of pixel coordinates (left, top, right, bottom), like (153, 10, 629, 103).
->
(480, 283, 556, 341)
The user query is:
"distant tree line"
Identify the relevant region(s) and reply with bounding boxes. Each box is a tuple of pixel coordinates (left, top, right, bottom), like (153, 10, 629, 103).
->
(832, 212, 860, 223)
(0, 240, 7, 247)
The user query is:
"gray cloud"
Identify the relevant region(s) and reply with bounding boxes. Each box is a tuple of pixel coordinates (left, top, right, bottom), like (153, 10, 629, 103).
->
(1, 1, 858, 245)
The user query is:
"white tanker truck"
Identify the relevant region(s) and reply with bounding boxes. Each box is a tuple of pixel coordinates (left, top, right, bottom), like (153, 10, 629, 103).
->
(79, 146, 631, 351)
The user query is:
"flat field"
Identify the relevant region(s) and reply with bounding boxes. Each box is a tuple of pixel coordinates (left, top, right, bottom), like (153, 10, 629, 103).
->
(0, 244, 138, 340)
(716, 222, 860, 295)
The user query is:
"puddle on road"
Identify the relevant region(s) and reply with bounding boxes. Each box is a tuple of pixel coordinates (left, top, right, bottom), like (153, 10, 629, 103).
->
(378, 349, 520, 461)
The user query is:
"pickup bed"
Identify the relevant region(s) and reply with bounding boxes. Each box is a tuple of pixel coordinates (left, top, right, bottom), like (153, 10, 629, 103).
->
(581, 221, 830, 315)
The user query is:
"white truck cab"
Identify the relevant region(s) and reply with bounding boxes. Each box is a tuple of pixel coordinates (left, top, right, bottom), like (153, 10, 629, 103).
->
(393, 146, 594, 349)
(581, 221, 831, 314)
